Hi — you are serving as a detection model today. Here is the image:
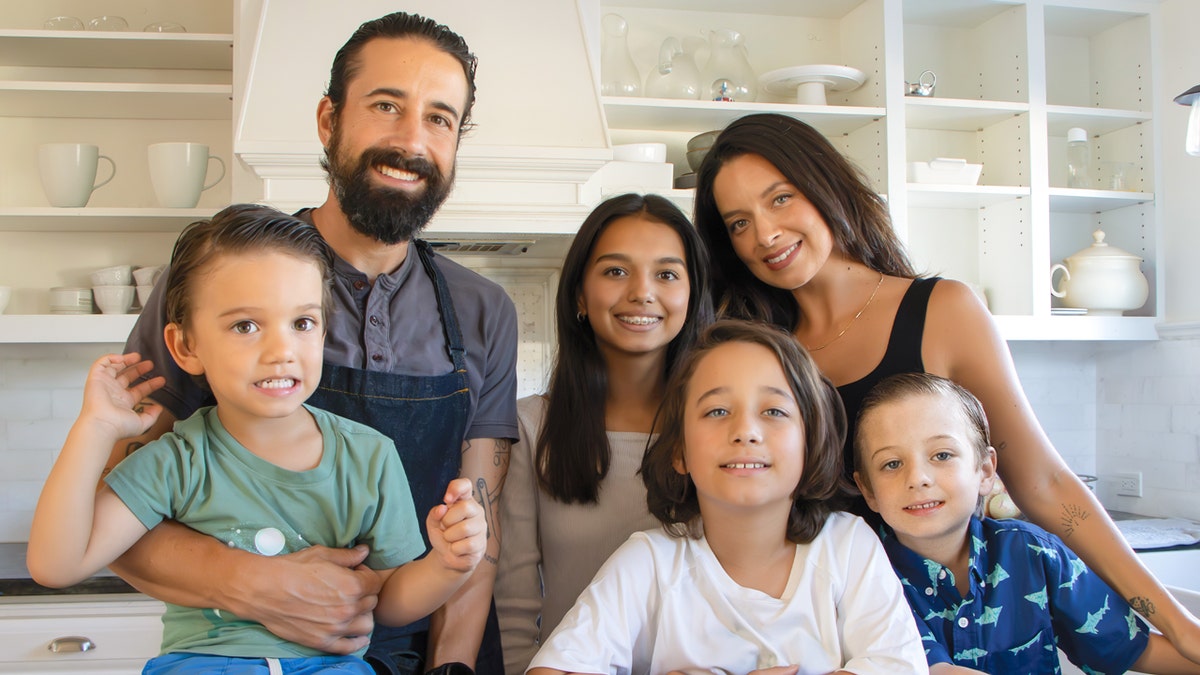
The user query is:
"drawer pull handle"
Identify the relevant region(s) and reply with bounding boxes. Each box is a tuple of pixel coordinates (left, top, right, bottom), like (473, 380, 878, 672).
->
(48, 636, 96, 653)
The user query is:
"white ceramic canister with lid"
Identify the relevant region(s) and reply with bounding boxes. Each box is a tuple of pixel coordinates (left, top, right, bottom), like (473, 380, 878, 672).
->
(1050, 229, 1148, 315)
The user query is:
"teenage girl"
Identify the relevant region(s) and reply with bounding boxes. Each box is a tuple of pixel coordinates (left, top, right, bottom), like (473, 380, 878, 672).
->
(28, 204, 486, 674)
(527, 320, 926, 675)
(495, 193, 713, 674)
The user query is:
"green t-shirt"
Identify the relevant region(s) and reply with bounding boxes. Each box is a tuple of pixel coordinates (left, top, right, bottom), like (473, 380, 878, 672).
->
(105, 404, 425, 658)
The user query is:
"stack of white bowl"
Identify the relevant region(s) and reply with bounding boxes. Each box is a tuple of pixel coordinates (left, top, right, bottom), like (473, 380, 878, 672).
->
(133, 265, 165, 309)
(90, 265, 135, 315)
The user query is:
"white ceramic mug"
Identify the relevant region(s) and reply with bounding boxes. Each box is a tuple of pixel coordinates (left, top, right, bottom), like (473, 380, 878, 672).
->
(147, 142, 226, 208)
(38, 143, 116, 207)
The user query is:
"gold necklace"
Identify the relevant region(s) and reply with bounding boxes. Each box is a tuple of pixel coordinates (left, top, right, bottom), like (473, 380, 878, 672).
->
(805, 272, 884, 352)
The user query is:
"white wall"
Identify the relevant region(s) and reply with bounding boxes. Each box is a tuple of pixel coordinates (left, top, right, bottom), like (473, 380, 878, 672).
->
(1159, 0, 1200, 323)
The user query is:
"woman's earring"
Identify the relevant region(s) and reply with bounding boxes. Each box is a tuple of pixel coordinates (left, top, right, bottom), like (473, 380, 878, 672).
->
(576, 311, 587, 323)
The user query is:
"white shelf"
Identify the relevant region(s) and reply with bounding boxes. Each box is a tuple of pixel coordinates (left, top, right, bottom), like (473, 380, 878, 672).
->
(0, 314, 138, 343)
(1047, 188, 1154, 214)
(993, 315, 1159, 341)
(0, 81, 232, 119)
(905, 98, 1029, 131)
(604, 0, 864, 18)
(907, 185, 1029, 209)
(602, 96, 884, 137)
(0, 30, 233, 69)
(0, 207, 213, 232)
(1046, 105, 1153, 137)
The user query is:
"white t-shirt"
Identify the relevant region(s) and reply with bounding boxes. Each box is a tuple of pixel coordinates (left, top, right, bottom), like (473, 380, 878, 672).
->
(528, 512, 927, 675)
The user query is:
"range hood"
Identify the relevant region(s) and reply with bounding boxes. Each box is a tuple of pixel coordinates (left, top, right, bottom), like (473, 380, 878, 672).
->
(235, 0, 619, 258)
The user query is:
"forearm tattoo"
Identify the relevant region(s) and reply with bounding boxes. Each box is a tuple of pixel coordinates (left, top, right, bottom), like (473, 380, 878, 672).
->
(465, 439, 511, 566)
(1059, 503, 1090, 539)
(1128, 596, 1156, 617)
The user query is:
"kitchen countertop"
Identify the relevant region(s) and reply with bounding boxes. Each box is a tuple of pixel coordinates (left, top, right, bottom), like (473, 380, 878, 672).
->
(1, 511, 1193, 598)
(0, 542, 139, 598)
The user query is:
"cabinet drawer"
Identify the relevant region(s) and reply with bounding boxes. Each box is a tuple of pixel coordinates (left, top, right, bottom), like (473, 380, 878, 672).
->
(0, 598, 163, 673)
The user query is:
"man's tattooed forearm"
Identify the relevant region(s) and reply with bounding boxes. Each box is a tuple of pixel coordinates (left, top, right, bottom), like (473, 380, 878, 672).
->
(492, 439, 511, 494)
(1059, 503, 1090, 539)
(1129, 596, 1155, 617)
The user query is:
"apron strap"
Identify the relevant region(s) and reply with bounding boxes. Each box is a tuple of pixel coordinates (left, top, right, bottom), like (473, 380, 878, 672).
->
(414, 240, 468, 372)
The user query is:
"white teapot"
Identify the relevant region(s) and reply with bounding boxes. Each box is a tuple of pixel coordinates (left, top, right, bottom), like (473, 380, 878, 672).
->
(1050, 229, 1148, 316)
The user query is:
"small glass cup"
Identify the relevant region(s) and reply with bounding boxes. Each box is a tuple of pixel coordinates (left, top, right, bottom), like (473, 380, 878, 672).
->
(43, 16, 85, 30)
(1102, 161, 1137, 191)
(144, 21, 187, 33)
(87, 15, 129, 31)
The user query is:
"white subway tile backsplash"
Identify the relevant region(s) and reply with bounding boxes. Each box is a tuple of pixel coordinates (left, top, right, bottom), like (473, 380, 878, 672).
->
(1172, 405, 1200, 435)
(0, 390, 53, 422)
(1120, 404, 1172, 433)
(4, 449, 55, 482)
(51, 388, 84, 419)
(7, 419, 70, 452)
(2, 312, 1199, 542)
(0, 512, 33, 542)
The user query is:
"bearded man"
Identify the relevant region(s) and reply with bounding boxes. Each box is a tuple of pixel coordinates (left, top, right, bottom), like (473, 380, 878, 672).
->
(113, 11, 518, 675)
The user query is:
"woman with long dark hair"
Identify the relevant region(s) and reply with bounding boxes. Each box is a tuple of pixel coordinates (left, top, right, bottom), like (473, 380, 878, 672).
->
(495, 193, 713, 675)
(693, 112, 1200, 664)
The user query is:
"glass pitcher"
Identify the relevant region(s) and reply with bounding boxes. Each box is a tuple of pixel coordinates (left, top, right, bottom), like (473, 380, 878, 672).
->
(644, 36, 703, 100)
(702, 28, 756, 102)
(600, 14, 641, 97)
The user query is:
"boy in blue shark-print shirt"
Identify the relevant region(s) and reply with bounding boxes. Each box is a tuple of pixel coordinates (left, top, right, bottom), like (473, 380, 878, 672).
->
(852, 373, 1200, 674)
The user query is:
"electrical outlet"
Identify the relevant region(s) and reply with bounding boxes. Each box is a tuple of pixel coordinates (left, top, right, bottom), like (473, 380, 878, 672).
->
(1115, 472, 1143, 498)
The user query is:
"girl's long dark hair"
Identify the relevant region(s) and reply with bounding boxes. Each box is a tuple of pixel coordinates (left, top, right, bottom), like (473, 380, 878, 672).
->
(538, 193, 714, 504)
(693, 114, 915, 330)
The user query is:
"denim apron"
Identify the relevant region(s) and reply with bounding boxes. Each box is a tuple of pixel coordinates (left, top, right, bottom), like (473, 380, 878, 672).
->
(306, 241, 502, 675)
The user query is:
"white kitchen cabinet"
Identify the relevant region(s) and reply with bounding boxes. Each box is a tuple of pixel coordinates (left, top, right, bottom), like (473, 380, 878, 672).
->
(595, 0, 1164, 340)
(0, 1, 232, 341)
(0, 596, 164, 674)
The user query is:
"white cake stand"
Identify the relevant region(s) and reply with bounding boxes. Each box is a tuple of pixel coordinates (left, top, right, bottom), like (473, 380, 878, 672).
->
(760, 65, 868, 105)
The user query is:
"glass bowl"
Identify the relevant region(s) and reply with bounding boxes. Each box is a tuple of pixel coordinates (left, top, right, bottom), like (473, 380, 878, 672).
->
(144, 21, 187, 33)
(43, 16, 85, 30)
(87, 15, 129, 31)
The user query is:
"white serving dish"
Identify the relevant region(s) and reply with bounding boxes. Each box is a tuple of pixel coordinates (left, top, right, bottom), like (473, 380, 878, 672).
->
(907, 158, 983, 185)
(612, 142, 667, 163)
(760, 64, 867, 105)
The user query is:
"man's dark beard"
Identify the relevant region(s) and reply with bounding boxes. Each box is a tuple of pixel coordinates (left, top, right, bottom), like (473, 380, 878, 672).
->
(322, 133, 454, 245)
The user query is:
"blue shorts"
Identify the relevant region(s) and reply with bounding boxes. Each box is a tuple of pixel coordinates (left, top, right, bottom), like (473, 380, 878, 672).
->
(142, 653, 374, 674)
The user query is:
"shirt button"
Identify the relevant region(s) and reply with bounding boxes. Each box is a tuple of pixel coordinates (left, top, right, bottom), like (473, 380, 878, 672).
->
(958, 617, 969, 628)
(353, 280, 368, 291)
(924, 587, 935, 596)
(371, 353, 384, 362)
(938, 570, 947, 580)
(369, 315, 381, 327)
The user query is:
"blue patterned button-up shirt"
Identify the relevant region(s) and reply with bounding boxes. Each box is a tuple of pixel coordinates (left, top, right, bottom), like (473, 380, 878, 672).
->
(880, 516, 1149, 674)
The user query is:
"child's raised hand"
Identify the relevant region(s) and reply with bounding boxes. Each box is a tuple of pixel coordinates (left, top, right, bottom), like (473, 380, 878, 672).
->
(425, 477, 486, 574)
(79, 353, 166, 441)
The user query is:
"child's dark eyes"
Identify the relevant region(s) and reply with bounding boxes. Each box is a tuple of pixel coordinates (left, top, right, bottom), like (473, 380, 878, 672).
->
(294, 317, 318, 332)
(232, 321, 258, 335)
